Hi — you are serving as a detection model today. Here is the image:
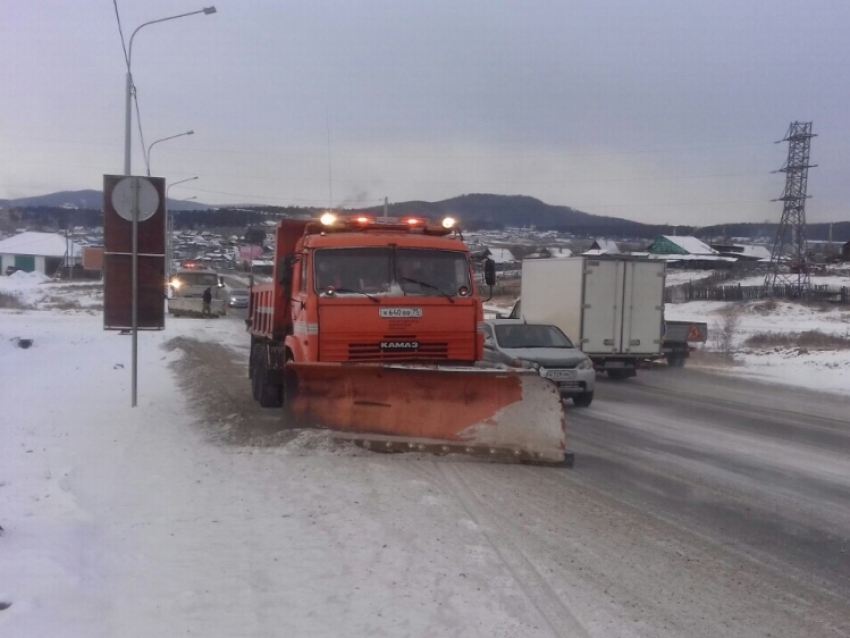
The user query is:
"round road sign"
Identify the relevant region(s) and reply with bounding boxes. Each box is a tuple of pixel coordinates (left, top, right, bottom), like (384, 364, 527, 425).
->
(112, 177, 160, 222)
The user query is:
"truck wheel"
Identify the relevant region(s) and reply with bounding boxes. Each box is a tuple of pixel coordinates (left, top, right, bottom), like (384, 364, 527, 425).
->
(250, 348, 262, 400)
(256, 353, 283, 408)
(607, 369, 630, 380)
(666, 355, 683, 368)
(573, 392, 594, 407)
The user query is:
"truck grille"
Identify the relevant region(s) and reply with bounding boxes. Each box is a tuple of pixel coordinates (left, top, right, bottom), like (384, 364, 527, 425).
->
(347, 341, 449, 362)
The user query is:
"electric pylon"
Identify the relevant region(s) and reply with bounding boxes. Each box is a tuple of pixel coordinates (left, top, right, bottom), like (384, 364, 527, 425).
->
(764, 121, 817, 292)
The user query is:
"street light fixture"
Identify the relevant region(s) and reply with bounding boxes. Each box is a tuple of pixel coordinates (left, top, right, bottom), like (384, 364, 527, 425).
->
(123, 7, 216, 175)
(147, 130, 194, 176)
(166, 177, 199, 276)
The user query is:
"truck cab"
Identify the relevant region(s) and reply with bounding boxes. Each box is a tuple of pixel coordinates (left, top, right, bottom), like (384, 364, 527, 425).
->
(248, 215, 493, 389)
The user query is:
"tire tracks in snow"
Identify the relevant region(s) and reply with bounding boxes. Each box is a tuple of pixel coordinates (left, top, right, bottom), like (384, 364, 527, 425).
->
(433, 461, 591, 638)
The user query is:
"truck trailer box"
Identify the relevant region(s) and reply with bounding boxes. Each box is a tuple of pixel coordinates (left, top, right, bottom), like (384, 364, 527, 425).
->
(518, 257, 666, 361)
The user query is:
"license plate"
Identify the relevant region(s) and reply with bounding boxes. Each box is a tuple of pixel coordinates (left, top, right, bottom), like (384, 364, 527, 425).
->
(547, 369, 577, 380)
(380, 307, 423, 318)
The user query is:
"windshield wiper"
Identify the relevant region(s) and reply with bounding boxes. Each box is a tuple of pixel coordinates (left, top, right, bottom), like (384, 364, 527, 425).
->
(399, 277, 454, 303)
(324, 287, 379, 303)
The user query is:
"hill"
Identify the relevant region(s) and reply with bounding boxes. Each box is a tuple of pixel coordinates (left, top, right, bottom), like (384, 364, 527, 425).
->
(0, 189, 211, 212)
(3, 190, 848, 241)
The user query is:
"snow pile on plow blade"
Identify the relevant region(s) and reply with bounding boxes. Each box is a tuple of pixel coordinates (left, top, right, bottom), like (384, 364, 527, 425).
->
(283, 363, 566, 463)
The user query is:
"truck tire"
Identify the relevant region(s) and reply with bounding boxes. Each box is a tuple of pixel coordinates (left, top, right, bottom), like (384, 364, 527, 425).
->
(256, 353, 282, 408)
(667, 355, 685, 368)
(572, 392, 594, 407)
(250, 347, 262, 401)
(607, 369, 632, 380)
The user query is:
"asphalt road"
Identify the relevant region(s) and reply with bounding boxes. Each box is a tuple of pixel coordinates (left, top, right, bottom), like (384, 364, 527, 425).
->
(400, 368, 850, 636)
(555, 368, 850, 633)
(197, 286, 850, 635)
(182, 325, 850, 636)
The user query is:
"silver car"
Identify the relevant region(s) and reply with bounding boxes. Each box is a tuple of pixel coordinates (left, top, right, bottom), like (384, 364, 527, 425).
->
(482, 319, 595, 407)
(228, 289, 249, 308)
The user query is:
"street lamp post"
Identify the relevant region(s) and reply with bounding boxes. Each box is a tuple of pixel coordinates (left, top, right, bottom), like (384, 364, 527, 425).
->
(123, 6, 216, 176)
(166, 177, 199, 276)
(118, 6, 214, 409)
(147, 130, 194, 176)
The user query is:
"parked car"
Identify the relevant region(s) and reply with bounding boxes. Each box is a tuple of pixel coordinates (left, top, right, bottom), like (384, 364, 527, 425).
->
(481, 319, 595, 407)
(228, 289, 249, 308)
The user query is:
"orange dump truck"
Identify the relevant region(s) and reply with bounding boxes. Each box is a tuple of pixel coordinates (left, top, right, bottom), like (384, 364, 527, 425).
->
(247, 214, 567, 463)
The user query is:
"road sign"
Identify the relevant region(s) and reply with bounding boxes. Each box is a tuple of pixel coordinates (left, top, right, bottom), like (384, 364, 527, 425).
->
(112, 177, 159, 222)
(686, 324, 704, 341)
(103, 175, 166, 329)
(103, 174, 167, 408)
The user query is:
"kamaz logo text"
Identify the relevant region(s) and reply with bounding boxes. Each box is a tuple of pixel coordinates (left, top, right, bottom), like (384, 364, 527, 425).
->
(380, 341, 419, 350)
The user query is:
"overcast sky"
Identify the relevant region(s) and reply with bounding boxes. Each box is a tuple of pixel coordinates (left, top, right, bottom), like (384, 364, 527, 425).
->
(2, 0, 848, 224)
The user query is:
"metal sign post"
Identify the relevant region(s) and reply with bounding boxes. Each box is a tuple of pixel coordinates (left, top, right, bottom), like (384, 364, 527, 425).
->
(109, 176, 161, 407)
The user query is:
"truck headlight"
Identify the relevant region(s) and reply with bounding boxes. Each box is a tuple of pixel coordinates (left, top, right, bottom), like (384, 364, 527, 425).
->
(577, 358, 593, 370)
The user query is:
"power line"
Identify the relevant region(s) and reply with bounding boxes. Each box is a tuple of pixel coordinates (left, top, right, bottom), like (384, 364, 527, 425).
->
(0, 134, 784, 160)
(112, 0, 130, 69)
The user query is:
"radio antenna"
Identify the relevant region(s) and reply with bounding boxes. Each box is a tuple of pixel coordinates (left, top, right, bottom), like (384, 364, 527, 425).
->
(325, 109, 333, 210)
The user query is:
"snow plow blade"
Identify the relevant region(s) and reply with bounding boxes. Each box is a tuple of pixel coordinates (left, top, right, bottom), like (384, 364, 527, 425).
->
(283, 363, 566, 463)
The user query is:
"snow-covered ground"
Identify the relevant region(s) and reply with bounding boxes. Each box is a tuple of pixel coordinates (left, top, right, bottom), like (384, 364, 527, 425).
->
(3, 275, 849, 636)
(663, 266, 850, 290)
(663, 270, 718, 287)
(666, 299, 850, 395)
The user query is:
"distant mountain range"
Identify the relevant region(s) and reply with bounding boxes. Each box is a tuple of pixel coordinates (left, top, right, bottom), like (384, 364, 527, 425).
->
(0, 189, 211, 212)
(2, 190, 848, 242)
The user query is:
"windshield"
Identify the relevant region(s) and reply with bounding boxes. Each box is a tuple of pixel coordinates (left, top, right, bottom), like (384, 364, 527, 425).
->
(313, 248, 471, 297)
(494, 324, 574, 349)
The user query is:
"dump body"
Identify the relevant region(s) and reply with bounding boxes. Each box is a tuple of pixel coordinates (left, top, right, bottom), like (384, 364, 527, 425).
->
(516, 257, 666, 376)
(247, 217, 567, 463)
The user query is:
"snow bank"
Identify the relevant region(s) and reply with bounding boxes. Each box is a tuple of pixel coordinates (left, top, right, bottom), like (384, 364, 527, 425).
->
(8, 270, 51, 284)
(0, 277, 103, 311)
(666, 299, 850, 395)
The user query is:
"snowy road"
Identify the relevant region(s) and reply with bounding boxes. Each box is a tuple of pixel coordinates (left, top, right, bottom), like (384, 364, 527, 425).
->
(173, 340, 850, 637)
(3, 304, 850, 637)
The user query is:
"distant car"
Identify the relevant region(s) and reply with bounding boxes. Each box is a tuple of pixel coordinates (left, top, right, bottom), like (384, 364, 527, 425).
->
(228, 289, 249, 308)
(481, 319, 595, 407)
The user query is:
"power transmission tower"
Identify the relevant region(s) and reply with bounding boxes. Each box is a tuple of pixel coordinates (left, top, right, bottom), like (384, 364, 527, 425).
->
(764, 121, 817, 293)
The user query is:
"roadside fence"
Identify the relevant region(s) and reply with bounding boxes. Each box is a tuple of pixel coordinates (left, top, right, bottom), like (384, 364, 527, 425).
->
(665, 283, 850, 305)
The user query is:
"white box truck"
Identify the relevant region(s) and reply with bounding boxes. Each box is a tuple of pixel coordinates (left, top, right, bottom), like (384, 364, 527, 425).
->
(510, 257, 666, 378)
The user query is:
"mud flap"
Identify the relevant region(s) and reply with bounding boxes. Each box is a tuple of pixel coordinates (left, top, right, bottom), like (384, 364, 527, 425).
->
(283, 363, 566, 463)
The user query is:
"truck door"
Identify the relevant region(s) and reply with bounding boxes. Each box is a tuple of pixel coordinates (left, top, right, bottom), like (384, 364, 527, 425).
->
(621, 261, 665, 355)
(581, 259, 624, 353)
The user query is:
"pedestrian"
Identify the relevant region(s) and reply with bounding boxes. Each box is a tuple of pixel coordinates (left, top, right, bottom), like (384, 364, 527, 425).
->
(202, 286, 212, 317)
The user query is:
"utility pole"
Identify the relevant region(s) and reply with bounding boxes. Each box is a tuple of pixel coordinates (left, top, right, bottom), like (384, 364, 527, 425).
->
(764, 121, 817, 294)
(383, 196, 389, 218)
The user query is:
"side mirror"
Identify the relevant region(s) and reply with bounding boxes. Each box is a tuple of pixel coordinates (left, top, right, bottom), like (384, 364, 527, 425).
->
(484, 258, 496, 286)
